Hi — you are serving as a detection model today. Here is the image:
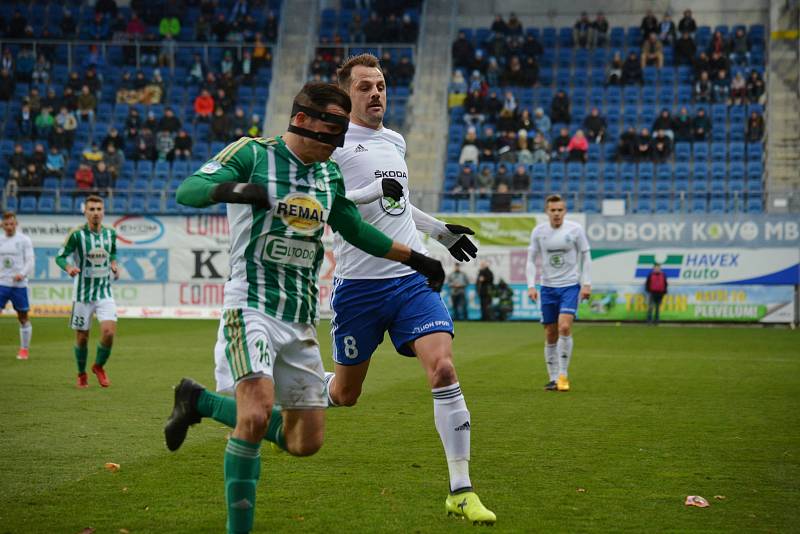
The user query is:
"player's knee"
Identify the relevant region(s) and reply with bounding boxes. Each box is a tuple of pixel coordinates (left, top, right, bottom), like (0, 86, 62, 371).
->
(558, 323, 572, 337)
(334, 386, 361, 407)
(238, 411, 269, 440)
(431, 357, 457, 388)
(287, 436, 323, 457)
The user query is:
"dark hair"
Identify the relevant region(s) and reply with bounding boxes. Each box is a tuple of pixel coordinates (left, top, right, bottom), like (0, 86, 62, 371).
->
(2, 211, 16, 220)
(545, 194, 564, 206)
(294, 82, 351, 115)
(337, 53, 383, 90)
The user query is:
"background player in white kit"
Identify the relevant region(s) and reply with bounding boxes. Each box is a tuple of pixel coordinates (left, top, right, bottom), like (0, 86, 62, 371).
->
(0, 212, 34, 360)
(526, 195, 592, 392)
(325, 54, 495, 525)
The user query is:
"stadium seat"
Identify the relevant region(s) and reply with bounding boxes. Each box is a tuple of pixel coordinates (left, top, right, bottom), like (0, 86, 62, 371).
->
(58, 196, 74, 213)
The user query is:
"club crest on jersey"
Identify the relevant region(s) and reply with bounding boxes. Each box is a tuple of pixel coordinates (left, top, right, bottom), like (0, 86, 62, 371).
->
(380, 195, 406, 216)
(276, 193, 329, 234)
(2, 257, 13, 268)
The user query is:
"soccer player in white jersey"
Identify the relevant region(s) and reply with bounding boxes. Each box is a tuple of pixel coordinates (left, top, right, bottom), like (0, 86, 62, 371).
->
(526, 195, 592, 392)
(0, 212, 34, 360)
(323, 54, 495, 525)
(55, 195, 119, 388)
(164, 83, 446, 534)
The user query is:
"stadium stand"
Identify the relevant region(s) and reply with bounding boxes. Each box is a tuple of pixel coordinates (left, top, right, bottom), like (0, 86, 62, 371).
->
(0, 0, 281, 215)
(443, 12, 767, 214)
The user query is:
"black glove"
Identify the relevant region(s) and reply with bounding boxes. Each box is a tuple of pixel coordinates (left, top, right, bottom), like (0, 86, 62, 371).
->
(402, 250, 445, 292)
(211, 182, 271, 209)
(381, 178, 403, 201)
(441, 224, 478, 262)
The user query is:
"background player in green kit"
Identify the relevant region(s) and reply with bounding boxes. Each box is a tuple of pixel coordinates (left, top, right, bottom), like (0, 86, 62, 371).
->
(164, 83, 445, 534)
(54, 195, 119, 389)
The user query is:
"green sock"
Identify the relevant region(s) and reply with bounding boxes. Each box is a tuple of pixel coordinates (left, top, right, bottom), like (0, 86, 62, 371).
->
(224, 437, 261, 534)
(74, 346, 88, 374)
(95, 344, 112, 367)
(198, 391, 286, 451)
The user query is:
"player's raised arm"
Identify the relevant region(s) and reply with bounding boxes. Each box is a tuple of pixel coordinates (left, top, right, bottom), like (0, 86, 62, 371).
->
(329, 189, 445, 291)
(54, 229, 79, 276)
(176, 137, 269, 209)
(410, 205, 478, 262)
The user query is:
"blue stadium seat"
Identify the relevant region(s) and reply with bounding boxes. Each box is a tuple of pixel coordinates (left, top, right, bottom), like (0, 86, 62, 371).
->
(19, 195, 37, 214)
(111, 196, 128, 213)
(746, 196, 762, 213)
(747, 161, 763, 179)
(635, 196, 653, 214)
(747, 143, 763, 161)
(690, 196, 707, 213)
(58, 196, 73, 213)
(691, 178, 708, 195)
(729, 142, 745, 162)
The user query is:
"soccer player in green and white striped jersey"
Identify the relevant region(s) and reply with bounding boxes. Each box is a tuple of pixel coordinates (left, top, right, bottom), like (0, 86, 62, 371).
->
(54, 195, 118, 389)
(163, 82, 445, 534)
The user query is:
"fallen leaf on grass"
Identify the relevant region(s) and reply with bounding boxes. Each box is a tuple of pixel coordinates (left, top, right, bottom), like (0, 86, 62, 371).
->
(576, 488, 587, 493)
(410, 463, 421, 468)
(293, 516, 304, 521)
(121, 487, 128, 493)
(684, 495, 709, 507)
(120, 529, 130, 534)
(104, 462, 120, 472)
(714, 495, 726, 500)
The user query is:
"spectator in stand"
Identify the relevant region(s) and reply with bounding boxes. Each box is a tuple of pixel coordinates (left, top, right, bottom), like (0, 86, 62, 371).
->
(708, 30, 726, 56)
(709, 50, 730, 79)
(470, 50, 489, 76)
(20, 163, 43, 197)
(678, 9, 697, 36)
(567, 130, 589, 162)
(1, 48, 14, 74)
(459, 128, 480, 165)
(212, 12, 230, 42)
(468, 68, 488, 95)
(491, 182, 512, 212)
(395, 56, 415, 86)
(75, 163, 94, 191)
(102, 127, 125, 152)
(501, 56, 524, 86)
(7, 143, 28, 182)
(658, 13, 676, 45)
(124, 106, 141, 134)
(533, 107, 551, 135)
(49, 126, 70, 153)
(550, 90, 571, 124)
(187, 54, 207, 85)
(521, 56, 539, 86)
(693, 108, 711, 140)
(673, 107, 693, 142)
(173, 130, 193, 160)
(77, 85, 97, 123)
(0, 69, 15, 101)
(583, 108, 607, 143)
(133, 137, 156, 163)
(363, 12, 383, 42)
(516, 109, 533, 131)
(641, 10, 659, 40)
(45, 145, 66, 178)
(127, 12, 146, 37)
(239, 50, 254, 84)
(693, 52, 711, 79)
(532, 132, 550, 163)
(453, 165, 477, 196)
(694, 71, 712, 102)
(747, 111, 765, 142)
(747, 70, 765, 104)
(159, 14, 181, 39)
(635, 128, 652, 161)
(264, 11, 278, 42)
(463, 89, 486, 127)
(399, 13, 418, 42)
(156, 130, 175, 161)
(729, 27, 751, 66)
(194, 89, 215, 122)
(622, 51, 643, 84)
(43, 88, 60, 111)
(246, 114, 261, 137)
(93, 161, 113, 191)
(516, 132, 534, 164)
(159, 35, 176, 69)
(30, 143, 46, 172)
(477, 166, 495, 193)
(35, 107, 55, 140)
(229, 107, 248, 137)
(552, 127, 571, 161)
(484, 91, 503, 123)
(210, 107, 230, 142)
(497, 131, 518, 163)
(82, 143, 104, 167)
(617, 126, 638, 160)
(641, 33, 664, 68)
(103, 144, 124, 180)
(507, 13, 524, 36)
(214, 88, 234, 114)
(494, 164, 512, 189)
(55, 107, 77, 148)
(675, 31, 697, 65)
(16, 103, 33, 140)
(651, 130, 672, 162)
(349, 13, 365, 43)
(491, 14, 509, 36)
(730, 71, 747, 104)
(606, 51, 623, 85)
(652, 109, 675, 140)
(592, 12, 609, 48)
(712, 69, 730, 103)
(31, 54, 51, 85)
(86, 12, 110, 40)
(27, 87, 41, 116)
(7, 9, 28, 39)
(511, 164, 531, 192)
(452, 31, 475, 70)
(158, 107, 181, 134)
(574, 12, 593, 48)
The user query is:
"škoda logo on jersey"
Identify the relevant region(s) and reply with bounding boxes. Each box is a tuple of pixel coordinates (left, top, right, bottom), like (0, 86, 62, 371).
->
(275, 193, 329, 234)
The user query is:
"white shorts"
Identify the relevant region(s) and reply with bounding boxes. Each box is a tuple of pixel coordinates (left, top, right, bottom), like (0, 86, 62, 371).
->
(70, 298, 117, 330)
(213, 307, 326, 409)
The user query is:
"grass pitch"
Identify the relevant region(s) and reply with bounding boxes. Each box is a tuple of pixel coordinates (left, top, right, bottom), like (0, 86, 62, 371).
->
(0, 318, 798, 533)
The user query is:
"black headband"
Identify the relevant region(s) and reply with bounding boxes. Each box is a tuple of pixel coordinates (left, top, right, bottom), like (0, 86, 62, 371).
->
(288, 103, 349, 147)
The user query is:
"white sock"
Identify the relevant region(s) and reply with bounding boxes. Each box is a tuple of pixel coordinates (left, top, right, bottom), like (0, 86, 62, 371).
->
(557, 335, 573, 377)
(324, 372, 339, 407)
(432, 382, 472, 492)
(544, 343, 558, 381)
(20, 321, 32, 349)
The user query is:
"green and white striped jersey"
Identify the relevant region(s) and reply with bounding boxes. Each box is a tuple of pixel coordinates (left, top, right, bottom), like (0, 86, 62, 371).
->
(177, 136, 392, 325)
(55, 224, 117, 303)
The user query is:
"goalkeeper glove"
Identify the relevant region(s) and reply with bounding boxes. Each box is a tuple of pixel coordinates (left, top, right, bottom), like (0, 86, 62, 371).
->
(210, 182, 271, 209)
(402, 250, 445, 292)
(434, 224, 478, 262)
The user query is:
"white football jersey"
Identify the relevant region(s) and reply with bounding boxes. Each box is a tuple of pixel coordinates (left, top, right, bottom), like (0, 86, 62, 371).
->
(0, 232, 34, 288)
(332, 122, 426, 279)
(526, 220, 591, 288)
